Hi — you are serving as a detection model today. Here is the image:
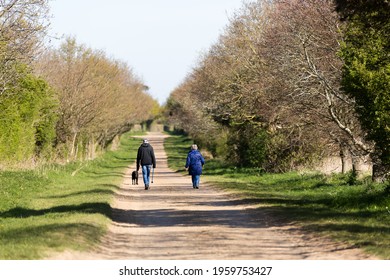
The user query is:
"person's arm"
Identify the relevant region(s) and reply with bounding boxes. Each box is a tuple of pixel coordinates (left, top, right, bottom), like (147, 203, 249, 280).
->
(185, 154, 190, 169)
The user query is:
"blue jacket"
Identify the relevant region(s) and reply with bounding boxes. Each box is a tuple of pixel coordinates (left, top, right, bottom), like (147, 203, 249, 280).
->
(185, 150, 205, 175)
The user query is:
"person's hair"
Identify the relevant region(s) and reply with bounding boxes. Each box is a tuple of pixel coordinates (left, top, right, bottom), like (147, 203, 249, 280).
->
(191, 144, 198, 150)
(143, 139, 149, 144)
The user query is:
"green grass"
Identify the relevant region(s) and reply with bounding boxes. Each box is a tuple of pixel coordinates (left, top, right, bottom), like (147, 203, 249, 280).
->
(164, 134, 390, 259)
(0, 132, 143, 259)
(164, 134, 194, 172)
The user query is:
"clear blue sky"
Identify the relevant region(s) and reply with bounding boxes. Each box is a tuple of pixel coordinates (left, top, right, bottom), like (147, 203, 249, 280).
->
(48, 0, 248, 105)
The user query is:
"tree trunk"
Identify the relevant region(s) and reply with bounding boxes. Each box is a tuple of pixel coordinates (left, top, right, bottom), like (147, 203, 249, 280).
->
(339, 144, 348, 174)
(87, 137, 96, 160)
(351, 155, 364, 180)
(110, 135, 121, 151)
(70, 132, 78, 160)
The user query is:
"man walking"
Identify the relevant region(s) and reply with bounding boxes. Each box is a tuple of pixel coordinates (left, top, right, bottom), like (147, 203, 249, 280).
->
(137, 139, 156, 190)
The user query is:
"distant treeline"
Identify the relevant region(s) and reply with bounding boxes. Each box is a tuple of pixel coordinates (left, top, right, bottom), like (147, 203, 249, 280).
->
(0, 0, 158, 167)
(165, 0, 389, 182)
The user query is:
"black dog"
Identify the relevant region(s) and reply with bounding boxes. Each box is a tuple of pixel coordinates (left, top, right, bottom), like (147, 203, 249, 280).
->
(131, 170, 138, 185)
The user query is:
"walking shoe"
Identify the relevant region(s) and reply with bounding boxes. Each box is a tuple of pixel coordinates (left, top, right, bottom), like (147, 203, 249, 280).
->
(145, 185, 149, 190)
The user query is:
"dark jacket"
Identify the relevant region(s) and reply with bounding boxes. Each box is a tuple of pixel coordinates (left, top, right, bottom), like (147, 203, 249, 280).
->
(185, 150, 205, 176)
(137, 143, 156, 170)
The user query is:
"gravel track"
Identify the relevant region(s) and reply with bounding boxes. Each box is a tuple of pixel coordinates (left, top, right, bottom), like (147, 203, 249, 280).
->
(49, 132, 376, 260)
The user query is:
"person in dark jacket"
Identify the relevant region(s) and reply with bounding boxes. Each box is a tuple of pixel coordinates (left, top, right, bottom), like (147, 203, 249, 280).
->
(137, 139, 156, 190)
(185, 144, 205, 189)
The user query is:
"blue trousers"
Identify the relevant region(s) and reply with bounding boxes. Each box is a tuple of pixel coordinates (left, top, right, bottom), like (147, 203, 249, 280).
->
(192, 175, 200, 187)
(142, 165, 152, 186)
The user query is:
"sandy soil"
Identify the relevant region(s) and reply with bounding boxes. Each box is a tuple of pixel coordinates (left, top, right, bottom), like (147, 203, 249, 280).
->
(49, 132, 377, 260)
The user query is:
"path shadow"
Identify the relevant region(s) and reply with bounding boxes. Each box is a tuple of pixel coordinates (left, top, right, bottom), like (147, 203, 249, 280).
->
(111, 202, 285, 229)
(109, 193, 390, 240)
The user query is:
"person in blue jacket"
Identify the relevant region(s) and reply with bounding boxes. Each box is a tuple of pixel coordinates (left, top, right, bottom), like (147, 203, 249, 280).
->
(185, 144, 205, 189)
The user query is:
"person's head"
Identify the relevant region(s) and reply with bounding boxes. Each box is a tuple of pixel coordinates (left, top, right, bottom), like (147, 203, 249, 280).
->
(143, 139, 149, 144)
(191, 144, 198, 150)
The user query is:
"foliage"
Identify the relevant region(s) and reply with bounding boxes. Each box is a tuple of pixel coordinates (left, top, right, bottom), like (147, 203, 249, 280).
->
(35, 37, 159, 161)
(0, 0, 55, 165)
(0, 66, 58, 163)
(166, 0, 364, 172)
(163, 133, 194, 172)
(165, 86, 225, 157)
(1, 1, 159, 167)
(338, 0, 390, 181)
(227, 123, 268, 168)
(0, 0, 50, 95)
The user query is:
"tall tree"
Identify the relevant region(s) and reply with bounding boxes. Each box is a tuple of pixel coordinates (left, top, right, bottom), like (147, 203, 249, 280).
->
(36, 38, 157, 160)
(263, 0, 371, 173)
(0, 0, 49, 95)
(0, 0, 53, 165)
(336, 0, 390, 181)
(167, 0, 374, 173)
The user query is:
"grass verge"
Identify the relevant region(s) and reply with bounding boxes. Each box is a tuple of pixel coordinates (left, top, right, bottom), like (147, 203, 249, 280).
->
(0, 132, 142, 259)
(164, 134, 390, 259)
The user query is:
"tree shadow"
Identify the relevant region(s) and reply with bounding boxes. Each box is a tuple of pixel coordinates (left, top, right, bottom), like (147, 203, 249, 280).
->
(0, 203, 112, 219)
(112, 208, 259, 228)
(110, 195, 295, 229)
(42, 186, 117, 199)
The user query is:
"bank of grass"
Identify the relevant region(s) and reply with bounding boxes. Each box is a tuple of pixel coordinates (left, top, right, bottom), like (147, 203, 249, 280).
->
(164, 134, 390, 259)
(0, 132, 142, 259)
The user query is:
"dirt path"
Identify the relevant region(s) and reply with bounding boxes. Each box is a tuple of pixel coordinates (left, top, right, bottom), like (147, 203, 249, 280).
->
(50, 132, 376, 260)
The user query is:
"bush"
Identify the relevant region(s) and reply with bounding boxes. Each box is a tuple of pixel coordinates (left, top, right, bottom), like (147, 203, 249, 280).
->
(0, 67, 58, 163)
(226, 124, 268, 168)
